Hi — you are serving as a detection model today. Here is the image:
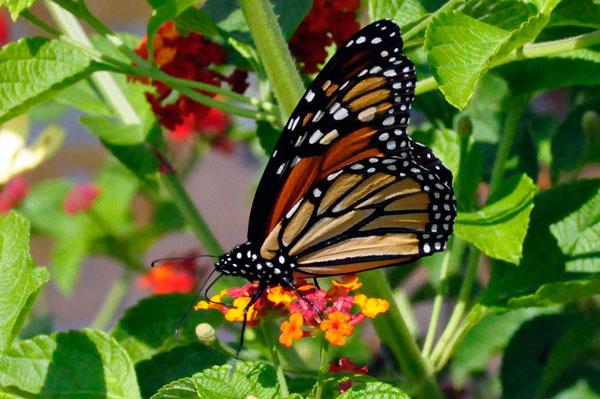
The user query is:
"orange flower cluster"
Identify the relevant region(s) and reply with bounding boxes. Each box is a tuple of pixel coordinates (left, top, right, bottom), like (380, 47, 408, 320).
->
(138, 252, 200, 294)
(195, 274, 389, 347)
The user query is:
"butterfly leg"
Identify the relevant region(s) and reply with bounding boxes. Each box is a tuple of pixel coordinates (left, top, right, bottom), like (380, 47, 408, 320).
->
(282, 277, 325, 321)
(230, 284, 266, 375)
(313, 278, 321, 291)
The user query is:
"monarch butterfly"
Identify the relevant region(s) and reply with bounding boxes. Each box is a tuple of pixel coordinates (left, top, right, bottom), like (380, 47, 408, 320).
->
(173, 19, 455, 359)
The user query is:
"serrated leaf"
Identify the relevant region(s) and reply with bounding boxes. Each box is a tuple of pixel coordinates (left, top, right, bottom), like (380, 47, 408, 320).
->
(111, 293, 224, 363)
(338, 381, 410, 398)
(0, 329, 141, 399)
(136, 343, 228, 399)
(0, 0, 35, 19)
(191, 361, 281, 398)
(483, 179, 600, 309)
(550, 0, 600, 29)
(497, 49, 600, 94)
(50, 233, 88, 295)
(455, 174, 536, 263)
(0, 211, 50, 354)
(0, 37, 99, 125)
(53, 80, 114, 117)
(174, 7, 220, 36)
(93, 159, 138, 232)
(369, 0, 428, 28)
(460, 0, 537, 31)
(425, 11, 511, 109)
(150, 378, 199, 399)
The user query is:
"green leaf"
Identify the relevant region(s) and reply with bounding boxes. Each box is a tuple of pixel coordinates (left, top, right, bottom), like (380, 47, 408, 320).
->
(0, 212, 50, 354)
(51, 233, 89, 295)
(412, 129, 461, 178)
(0, 0, 36, 19)
(497, 49, 600, 94)
(111, 293, 224, 363)
(424, 11, 511, 110)
(483, 179, 600, 309)
(0, 37, 99, 125)
(369, 0, 428, 28)
(455, 174, 536, 264)
(174, 7, 220, 36)
(460, 0, 537, 31)
(93, 159, 138, 232)
(53, 80, 113, 117)
(338, 381, 411, 398)
(136, 343, 228, 399)
(0, 329, 141, 399)
(191, 361, 281, 398)
(550, 0, 600, 29)
(257, 120, 280, 155)
(451, 307, 557, 386)
(150, 378, 199, 399)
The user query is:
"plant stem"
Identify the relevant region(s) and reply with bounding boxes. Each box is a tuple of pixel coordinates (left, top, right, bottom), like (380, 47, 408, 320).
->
(415, 29, 600, 96)
(361, 270, 442, 399)
(161, 173, 224, 255)
(403, 0, 464, 40)
(261, 323, 290, 397)
(422, 241, 453, 358)
(90, 270, 132, 330)
(315, 335, 329, 399)
(238, 0, 304, 120)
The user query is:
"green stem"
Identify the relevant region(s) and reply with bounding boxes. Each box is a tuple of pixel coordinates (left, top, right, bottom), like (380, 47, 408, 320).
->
(403, 0, 464, 40)
(361, 270, 442, 399)
(315, 335, 329, 399)
(261, 323, 290, 398)
(161, 173, 224, 255)
(90, 270, 132, 330)
(422, 240, 453, 358)
(415, 29, 600, 96)
(238, 0, 304, 120)
(428, 247, 480, 365)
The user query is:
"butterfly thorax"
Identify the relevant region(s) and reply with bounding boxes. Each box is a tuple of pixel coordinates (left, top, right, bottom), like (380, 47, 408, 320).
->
(214, 242, 296, 285)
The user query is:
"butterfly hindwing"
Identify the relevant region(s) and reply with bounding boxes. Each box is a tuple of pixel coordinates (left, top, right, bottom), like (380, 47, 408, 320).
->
(248, 20, 417, 243)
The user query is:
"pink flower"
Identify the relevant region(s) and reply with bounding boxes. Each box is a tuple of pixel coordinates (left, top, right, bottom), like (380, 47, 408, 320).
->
(0, 176, 27, 214)
(63, 183, 100, 214)
(0, 10, 10, 46)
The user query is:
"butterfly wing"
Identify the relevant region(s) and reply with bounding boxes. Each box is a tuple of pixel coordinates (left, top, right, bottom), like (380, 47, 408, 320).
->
(259, 153, 456, 276)
(248, 20, 417, 243)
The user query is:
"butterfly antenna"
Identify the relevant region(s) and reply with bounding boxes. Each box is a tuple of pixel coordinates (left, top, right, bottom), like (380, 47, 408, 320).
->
(205, 272, 226, 305)
(282, 277, 325, 321)
(174, 268, 219, 340)
(229, 285, 266, 376)
(151, 254, 219, 268)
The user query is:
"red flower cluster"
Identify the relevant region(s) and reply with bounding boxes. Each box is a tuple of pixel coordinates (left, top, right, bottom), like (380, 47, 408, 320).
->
(133, 22, 248, 136)
(138, 252, 200, 294)
(169, 106, 233, 152)
(0, 176, 27, 214)
(195, 274, 389, 347)
(63, 183, 100, 214)
(288, 0, 361, 73)
(0, 10, 9, 46)
(329, 357, 369, 393)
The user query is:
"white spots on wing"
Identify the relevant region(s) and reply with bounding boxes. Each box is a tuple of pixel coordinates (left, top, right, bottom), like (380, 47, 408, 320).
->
(236, 253, 242, 259)
(309, 129, 324, 144)
(292, 156, 302, 167)
(340, 81, 350, 91)
(346, 39, 354, 47)
(313, 188, 322, 198)
(286, 201, 302, 218)
(382, 159, 395, 164)
(371, 37, 382, 44)
(387, 141, 397, 150)
(369, 157, 379, 163)
(390, 32, 396, 37)
(278, 255, 285, 264)
(403, 66, 411, 73)
(333, 108, 349, 120)
(351, 164, 364, 170)
(327, 170, 343, 181)
(406, 81, 413, 87)
(378, 132, 389, 141)
(306, 90, 315, 102)
(435, 242, 442, 250)
(313, 110, 324, 122)
(383, 116, 395, 126)
(329, 102, 341, 114)
(367, 167, 376, 173)
(322, 80, 332, 90)
(423, 243, 431, 253)
(370, 66, 382, 74)
(387, 165, 397, 171)
(380, 50, 389, 57)
(393, 82, 403, 89)
(384, 69, 397, 77)
(274, 268, 281, 275)
(289, 116, 300, 131)
(400, 104, 407, 111)
(320, 129, 339, 144)
(276, 162, 287, 175)
(295, 133, 306, 147)
(356, 36, 366, 44)
(358, 69, 368, 77)
(394, 129, 404, 136)
(358, 106, 377, 122)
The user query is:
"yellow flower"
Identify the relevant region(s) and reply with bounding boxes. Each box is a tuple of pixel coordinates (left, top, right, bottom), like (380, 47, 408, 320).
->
(267, 286, 295, 306)
(332, 274, 363, 291)
(225, 296, 258, 322)
(354, 294, 389, 318)
(194, 289, 227, 311)
(0, 115, 64, 184)
(320, 311, 353, 346)
(279, 312, 304, 347)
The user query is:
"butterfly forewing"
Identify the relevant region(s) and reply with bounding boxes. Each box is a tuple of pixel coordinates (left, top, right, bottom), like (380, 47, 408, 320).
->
(248, 20, 418, 242)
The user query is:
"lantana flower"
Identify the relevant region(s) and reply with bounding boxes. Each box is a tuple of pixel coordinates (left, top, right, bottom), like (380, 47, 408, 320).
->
(138, 252, 201, 294)
(195, 274, 389, 347)
(0, 175, 27, 214)
(0, 9, 9, 46)
(329, 357, 369, 393)
(0, 115, 64, 185)
(63, 183, 101, 214)
(288, 0, 361, 73)
(132, 22, 248, 135)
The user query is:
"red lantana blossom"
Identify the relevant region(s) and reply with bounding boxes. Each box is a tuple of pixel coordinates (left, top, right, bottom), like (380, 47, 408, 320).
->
(0, 10, 9, 46)
(138, 252, 200, 294)
(0, 176, 27, 214)
(288, 0, 361, 73)
(195, 274, 389, 347)
(169, 106, 233, 152)
(329, 357, 369, 393)
(133, 22, 248, 133)
(63, 183, 100, 214)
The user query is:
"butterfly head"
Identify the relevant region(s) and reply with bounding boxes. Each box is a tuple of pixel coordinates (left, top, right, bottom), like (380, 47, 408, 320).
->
(214, 242, 296, 285)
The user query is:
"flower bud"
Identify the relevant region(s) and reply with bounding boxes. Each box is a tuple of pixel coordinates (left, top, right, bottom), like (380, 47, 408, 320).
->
(582, 110, 599, 144)
(456, 115, 473, 139)
(195, 323, 216, 346)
